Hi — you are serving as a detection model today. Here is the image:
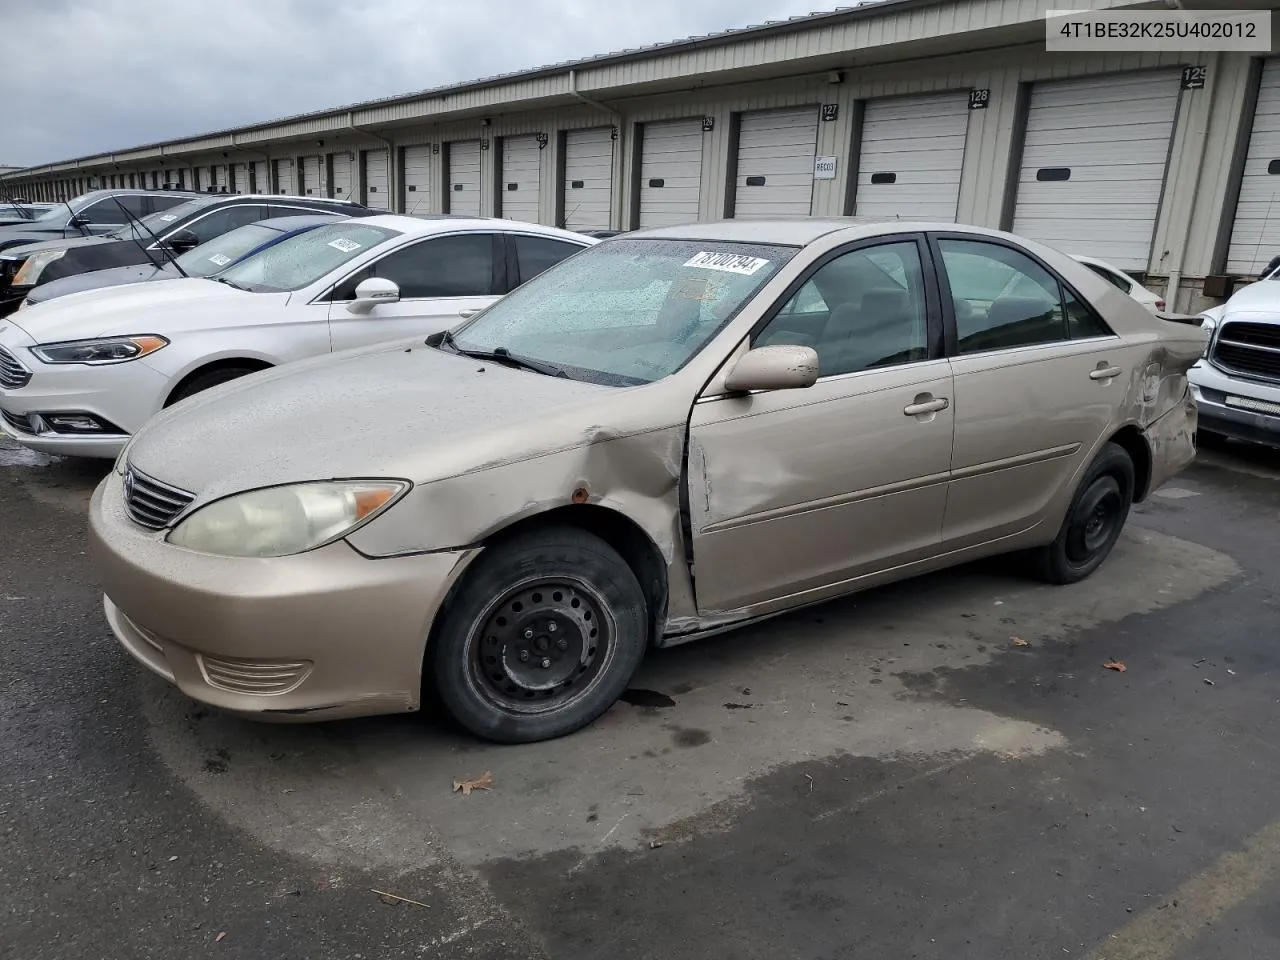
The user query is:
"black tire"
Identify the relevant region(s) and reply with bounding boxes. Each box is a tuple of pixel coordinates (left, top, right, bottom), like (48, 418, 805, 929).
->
(167, 366, 263, 406)
(428, 528, 648, 744)
(1031, 441, 1135, 585)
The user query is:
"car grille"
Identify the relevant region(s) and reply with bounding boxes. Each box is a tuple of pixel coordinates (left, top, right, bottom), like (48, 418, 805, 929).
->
(197, 654, 313, 695)
(122, 465, 196, 529)
(1211, 321, 1280, 383)
(0, 408, 32, 433)
(0, 345, 31, 389)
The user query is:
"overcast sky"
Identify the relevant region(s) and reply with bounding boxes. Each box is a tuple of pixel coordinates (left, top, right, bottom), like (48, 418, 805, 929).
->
(8, 0, 836, 167)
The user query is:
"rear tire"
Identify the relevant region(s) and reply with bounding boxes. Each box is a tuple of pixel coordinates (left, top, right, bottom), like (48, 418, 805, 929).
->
(428, 528, 648, 744)
(1031, 442, 1135, 585)
(166, 365, 264, 406)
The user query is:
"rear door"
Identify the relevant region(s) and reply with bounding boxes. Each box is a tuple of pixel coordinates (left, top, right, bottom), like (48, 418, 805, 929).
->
(930, 233, 1130, 548)
(326, 232, 501, 351)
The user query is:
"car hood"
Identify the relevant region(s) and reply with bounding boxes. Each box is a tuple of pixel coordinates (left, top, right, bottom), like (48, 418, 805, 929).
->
(24, 262, 176, 305)
(125, 340, 657, 503)
(8, 277, 250, 341)
(0, 234, 113, 259)
(1220, 280, 1280, 320)
(0, 227, 65, 251)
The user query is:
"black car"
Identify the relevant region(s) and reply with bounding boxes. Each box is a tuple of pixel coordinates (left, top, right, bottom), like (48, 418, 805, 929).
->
(0, 201, 59, 227)
(0, 189, 200, 252)
(0, 192, 373, 316)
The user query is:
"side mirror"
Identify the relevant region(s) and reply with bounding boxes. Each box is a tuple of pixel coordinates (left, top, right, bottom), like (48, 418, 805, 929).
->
(165, 228, 200, 253)
(347, 277, 400, 314)
(723, 344, 819, 393)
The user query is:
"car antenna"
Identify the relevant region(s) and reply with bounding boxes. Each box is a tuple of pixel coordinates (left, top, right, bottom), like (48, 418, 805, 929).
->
(106, 194, 190, 279)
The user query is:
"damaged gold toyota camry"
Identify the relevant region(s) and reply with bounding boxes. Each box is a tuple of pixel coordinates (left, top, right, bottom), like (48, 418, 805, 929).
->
(87, 219, 1206, 743)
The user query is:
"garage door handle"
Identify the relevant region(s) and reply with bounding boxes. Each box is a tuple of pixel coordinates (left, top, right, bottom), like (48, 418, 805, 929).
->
(1090, 365, 1123, 380)
(904, 397, 949, 416)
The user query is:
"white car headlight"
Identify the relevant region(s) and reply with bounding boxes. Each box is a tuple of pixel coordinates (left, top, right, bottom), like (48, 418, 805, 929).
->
(1198, 316, 1218, 358)
(12, 249, 66, 286)
(30, 335, 168, 365)
(167, 480, 409, 558)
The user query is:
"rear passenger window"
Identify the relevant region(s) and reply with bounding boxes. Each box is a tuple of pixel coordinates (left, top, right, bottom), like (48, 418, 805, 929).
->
(754, 240, 929, 377)
(938, 239, 1070, 353)
(513, 235, 584, 285)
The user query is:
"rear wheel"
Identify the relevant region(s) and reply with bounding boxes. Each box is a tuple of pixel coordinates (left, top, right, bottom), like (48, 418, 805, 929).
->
(166, 365, 265, 406)
(428, 528, 648, 743)
(1031, 442, 1135, 585)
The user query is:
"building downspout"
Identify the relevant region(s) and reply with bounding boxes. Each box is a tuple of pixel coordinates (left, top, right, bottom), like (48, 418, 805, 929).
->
(348, 112, 397, 210)
(569, 68, 625, 230)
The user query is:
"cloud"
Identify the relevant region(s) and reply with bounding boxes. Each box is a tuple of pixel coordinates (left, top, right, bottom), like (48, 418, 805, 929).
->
(7, 0, 830, 166)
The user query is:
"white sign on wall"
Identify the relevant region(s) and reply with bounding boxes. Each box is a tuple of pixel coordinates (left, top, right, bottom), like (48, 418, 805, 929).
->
(814, 155, 838, 180)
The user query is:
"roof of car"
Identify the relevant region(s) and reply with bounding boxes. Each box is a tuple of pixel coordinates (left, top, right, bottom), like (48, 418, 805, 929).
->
(353, 214, 597, 242)
(251, 213, 345, 232)
(620, 217, 1013, 247)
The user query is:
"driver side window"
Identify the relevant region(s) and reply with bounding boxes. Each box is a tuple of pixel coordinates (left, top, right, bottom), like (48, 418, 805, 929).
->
(754, 240, 930, 377)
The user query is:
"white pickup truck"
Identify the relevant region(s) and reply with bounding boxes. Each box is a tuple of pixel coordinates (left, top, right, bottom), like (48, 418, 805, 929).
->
(1190, 268, 1280, 447)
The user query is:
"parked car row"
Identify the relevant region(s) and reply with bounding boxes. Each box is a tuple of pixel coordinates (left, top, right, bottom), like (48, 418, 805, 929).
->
(0, 206, 1207, 744)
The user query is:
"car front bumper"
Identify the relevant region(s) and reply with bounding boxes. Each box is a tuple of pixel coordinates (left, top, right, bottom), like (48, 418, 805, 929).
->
(1189, 361, 1280, 448)
(0, 328, 170, 459)
(88, 469, 477, 721)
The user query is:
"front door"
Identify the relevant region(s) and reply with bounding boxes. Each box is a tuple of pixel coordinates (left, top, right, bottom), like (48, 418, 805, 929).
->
(930, 234, 1132, 548)
(687, 236, 955, 617)
(326, 232, 501, 353)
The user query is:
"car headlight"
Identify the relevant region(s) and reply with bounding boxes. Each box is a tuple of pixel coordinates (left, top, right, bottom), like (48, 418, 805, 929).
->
(1199, 317, 1218, 357)
(30, 335, 169, 365)
(167, 480, 409, 558)
(11, 249, 65, 286)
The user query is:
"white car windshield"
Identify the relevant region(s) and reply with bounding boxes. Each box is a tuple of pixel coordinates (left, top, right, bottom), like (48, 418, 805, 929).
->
(218, 222, 400, 292)
(448, 237, 796, 386)
(175, 222, 284, 277)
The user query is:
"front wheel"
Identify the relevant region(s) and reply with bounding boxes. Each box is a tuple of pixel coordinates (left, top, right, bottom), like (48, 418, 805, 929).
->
(1031, 442, 1135, 585)
(428, 528, 648, 743)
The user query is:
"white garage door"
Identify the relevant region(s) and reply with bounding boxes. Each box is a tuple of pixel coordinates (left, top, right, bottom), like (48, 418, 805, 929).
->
(330, 153, 353, 200)
(300, 155, 323, 196)
(854, 92, 970, 221)
(212, 165, 229, 191)
(274, 159, 296, 195)
(447, 140, 482, 216)
(500, 135, 541, 223)
(638, 118, 703, 228)
(403, 145, 432, 213)
(1011, 70, 1181, 272)
(364, 149, 390, 210)
(230, 162, 248, 194)
(563, 127, 614, 232)
(733, 106, 819, 219)
(1227, 59, 1280, 274)
(250, 160, 267, 193)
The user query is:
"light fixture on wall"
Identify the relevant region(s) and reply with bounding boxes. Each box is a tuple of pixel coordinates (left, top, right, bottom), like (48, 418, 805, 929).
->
(827, 70, 844, 84)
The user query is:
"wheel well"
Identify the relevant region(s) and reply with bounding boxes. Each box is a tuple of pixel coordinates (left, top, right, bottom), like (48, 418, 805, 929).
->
(1107, 425, 1151, 502)
(483, 505, 670, 647)
(164, 358, 273, 408)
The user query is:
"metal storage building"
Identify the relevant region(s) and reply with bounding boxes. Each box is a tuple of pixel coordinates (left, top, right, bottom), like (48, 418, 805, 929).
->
(5, 0, 1280, 310)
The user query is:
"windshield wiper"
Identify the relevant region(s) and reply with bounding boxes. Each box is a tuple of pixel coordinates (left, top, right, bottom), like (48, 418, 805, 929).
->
(439, 333, 568, 378)
(211, 275, 247, 290)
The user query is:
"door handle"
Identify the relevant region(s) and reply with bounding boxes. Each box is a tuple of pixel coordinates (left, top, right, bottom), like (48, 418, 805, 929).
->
(903, 396, 949, 417)
(458, 308, 481, 319)
(1090, 365, 1123, 381)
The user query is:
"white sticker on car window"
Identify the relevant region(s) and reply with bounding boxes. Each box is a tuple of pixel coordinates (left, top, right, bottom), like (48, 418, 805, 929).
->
(207, 254, 231, 266)
(158, 215, 177, 222)
(683, 251, 770, 275)
(328, 238, 362, 253)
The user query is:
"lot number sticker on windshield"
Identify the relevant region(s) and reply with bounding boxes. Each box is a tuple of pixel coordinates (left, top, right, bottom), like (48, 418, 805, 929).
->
(328, 238, 363, 253)
(683, 251, 770, 275)
(207, 254, 232, 266)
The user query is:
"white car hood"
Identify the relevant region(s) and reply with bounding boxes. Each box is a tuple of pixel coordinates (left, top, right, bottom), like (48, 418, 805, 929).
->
(1219, 280, 1280, 321)
(8, 278, 267, 342)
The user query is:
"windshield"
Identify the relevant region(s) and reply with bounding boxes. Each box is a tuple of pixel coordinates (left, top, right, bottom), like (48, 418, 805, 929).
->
(175, 222, 282, 277)
(107, 198, 213, 241)
(218, 221, 400, 292)
(29, 195, 93, 222)
(450, 237, 796, 385)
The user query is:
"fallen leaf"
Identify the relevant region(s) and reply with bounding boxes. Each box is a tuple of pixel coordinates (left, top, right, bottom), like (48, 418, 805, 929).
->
(215, 932, 227, 943)
(372, 888, 431, 908)
(453, 771, 494, 796)
(1203, 678, 1215, 686)
(1013, 637, 1030, 647)
(1104, 660, 1127, 673)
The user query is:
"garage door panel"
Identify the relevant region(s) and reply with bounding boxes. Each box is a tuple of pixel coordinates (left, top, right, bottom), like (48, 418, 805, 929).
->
(1227, 59, 1280, 273)
(500, 135, 541, 223)
(364, 150, 390, 211)
(1012, 70, 1180, 271)
(639, 119, 703, 228)
(563, 128, 613, 232)
(447, 141, 482, 216)
(734, 107, 818, 219)
(403, 145, 431, 212)
(855, 92, 968, 221)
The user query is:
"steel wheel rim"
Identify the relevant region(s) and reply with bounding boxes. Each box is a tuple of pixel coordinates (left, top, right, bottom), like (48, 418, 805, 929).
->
(464, 575, 617, 716)
(1065, 476, 1123, 565)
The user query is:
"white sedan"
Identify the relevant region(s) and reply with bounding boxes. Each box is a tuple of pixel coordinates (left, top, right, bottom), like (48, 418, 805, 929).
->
(1070, 255, 1165, 314)
(0, 215, 595, 458)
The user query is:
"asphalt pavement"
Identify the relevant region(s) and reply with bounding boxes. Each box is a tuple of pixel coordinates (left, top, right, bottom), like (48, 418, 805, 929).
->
(3, 434, 1280, 959)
